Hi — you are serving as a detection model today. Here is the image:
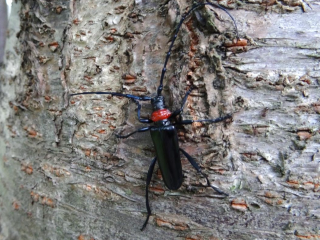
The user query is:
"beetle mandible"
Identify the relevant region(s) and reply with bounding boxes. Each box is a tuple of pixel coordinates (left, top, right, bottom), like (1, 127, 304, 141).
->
(70, 1, 240, 230)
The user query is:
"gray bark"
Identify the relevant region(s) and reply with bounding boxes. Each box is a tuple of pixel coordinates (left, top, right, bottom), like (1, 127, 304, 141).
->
(0, 0, 8, 63)
(0, 0, 319, 239)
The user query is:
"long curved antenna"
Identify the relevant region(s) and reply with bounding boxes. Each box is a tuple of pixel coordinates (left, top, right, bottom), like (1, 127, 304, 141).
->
(157, 1, 239, 96)
(69, 91, 151, 101)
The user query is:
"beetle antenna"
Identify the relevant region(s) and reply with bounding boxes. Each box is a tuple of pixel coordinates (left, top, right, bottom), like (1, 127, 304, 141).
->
(157, 1, 239, 96)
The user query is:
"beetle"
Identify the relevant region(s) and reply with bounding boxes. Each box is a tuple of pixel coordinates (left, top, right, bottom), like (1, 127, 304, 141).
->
(70, 1, 239, 230)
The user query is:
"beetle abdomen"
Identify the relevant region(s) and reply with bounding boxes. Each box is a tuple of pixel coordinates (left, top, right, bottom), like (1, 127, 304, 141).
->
(150, 125, 183, 190)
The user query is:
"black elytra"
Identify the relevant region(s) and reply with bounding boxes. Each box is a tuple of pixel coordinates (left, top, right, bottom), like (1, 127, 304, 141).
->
(69, 1, 239, 231)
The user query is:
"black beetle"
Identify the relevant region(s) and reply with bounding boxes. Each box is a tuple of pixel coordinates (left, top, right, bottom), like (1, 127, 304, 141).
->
(70, 1, 239, 230)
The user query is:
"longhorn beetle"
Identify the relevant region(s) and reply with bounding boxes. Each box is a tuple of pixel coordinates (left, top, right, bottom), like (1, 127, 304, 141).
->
(70, 1, 239, 230)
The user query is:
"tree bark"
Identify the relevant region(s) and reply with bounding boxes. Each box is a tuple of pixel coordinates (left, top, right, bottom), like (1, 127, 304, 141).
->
(0, 0, 8, 63)
(0, 0, 319, 239)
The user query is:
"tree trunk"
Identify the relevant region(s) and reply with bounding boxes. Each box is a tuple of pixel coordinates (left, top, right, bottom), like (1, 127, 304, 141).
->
(0, 0, 319, 239)
(0, 0, 8, 63)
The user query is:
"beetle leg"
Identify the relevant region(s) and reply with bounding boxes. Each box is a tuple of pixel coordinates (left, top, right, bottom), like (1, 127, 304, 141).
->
(69, 91, 151, 101)
(115, 126, 153, 139)
(179, 148, 228, 196)
(170, 87, 195, 119)
(131, 99, 153, 123)
(141, 157, 157, 231)
(175, 114, 232, 125)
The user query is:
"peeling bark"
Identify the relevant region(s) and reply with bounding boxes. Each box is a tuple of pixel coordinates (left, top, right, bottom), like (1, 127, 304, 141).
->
(0, 0, 319, 239)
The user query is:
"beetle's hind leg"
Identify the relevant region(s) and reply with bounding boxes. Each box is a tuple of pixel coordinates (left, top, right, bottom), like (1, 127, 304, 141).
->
(141, 157, 157, 231)
(179, 148, 228, 196)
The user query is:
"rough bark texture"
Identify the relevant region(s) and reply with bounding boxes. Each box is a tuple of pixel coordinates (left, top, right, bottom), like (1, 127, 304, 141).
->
(0, 0, 8, 63)
(0, 0, 319, 239)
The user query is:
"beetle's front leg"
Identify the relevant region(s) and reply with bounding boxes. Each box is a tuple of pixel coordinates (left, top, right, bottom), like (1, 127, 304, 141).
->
(141, 157, 157, 231)
(179, 148, 228, 196)
(131, 99, 153, 124)
(175, 114, 232, 125)
(170, 87, 195, 119)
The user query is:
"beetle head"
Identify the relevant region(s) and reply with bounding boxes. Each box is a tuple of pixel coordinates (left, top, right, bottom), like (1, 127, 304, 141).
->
(151, 96, 165, 110)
